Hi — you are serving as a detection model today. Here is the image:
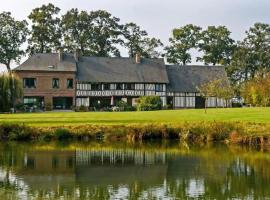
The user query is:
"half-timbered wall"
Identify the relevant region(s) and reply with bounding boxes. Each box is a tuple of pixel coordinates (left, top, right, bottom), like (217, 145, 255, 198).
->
(76, 82, 167, 106)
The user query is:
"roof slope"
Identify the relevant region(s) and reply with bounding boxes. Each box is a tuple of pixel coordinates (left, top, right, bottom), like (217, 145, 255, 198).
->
(13, 53, 77, 72)
(166, 65, 227, 92)
(77, 57, 169, 83)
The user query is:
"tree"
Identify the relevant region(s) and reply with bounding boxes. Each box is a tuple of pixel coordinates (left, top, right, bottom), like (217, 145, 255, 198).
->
(0, 73, 23, 112)
(61, 8, 93, 54)
(122, 23, 163, 58)
(0, 12, 28, 72)
(197, 26, 235, 66)
(27, 3, 61, 54)
(241, 74, 270, 107)
(165, 24, 201, 65)
(198, 78, 234, 113)
(87, 10, 123, 57)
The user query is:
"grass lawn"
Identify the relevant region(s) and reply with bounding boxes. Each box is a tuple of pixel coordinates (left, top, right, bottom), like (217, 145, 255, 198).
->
(0, 107, 269, 127)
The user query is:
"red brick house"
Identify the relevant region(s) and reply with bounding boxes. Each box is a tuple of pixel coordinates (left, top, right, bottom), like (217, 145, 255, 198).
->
(13, 52, 77, 109)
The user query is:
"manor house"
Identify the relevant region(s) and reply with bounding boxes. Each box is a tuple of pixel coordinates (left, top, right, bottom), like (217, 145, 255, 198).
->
(13, 51, 228, 110)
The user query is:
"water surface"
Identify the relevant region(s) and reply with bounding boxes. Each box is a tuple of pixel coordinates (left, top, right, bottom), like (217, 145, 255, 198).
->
(0, 141, 270, 200)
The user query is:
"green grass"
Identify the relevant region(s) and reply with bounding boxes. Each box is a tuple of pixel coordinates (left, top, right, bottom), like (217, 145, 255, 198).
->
(0, 107, 269, 127)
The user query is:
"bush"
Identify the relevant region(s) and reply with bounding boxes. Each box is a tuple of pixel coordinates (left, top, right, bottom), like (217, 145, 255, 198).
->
(116, 100, 135, 111)
(55, 128, 72, 140)
(45, 103, 52, 111)
(136, 96, 162, 111)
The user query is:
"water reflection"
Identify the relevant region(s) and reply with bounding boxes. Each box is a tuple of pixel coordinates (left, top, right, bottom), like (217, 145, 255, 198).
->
(0, 142, 270, 199)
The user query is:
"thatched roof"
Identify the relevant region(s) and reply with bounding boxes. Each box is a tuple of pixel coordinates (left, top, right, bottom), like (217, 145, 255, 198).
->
(77, 57, 169, 83)
(166, 65, 227, 92)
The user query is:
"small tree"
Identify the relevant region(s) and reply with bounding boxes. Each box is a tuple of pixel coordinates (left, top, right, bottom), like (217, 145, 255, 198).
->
(136, 96, 162, 111)
(198, 78, 234, 113)
(241, 73, 270, 106)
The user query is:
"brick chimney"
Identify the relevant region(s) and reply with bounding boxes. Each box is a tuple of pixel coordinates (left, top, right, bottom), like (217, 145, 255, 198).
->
(58, 48, 63, 62)
(135, 53, 141, 64)
(74, 49, 81, 62)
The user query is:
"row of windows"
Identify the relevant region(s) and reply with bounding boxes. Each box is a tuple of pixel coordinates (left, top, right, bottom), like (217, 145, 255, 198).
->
(23, 78, 73, 89)
(78, 83, 165, 92)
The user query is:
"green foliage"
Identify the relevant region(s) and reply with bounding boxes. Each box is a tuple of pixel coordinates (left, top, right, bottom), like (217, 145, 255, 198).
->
(136, 96, 162, 111)
(0, 12, 28, 72)
(122, 22, 163, 58)
(27, 3, 61, 54)
(241, 74, 270, 106)
(0, 73, 23, 112)
(198, 78, 234, 109)
(55, 128, 72, 140)
(228, 23, 270, 86)
(0, 124, 33, 140)
(197, 26, 235, 66)
(116, 100, 135, 111)
(165, 24, 201, 65)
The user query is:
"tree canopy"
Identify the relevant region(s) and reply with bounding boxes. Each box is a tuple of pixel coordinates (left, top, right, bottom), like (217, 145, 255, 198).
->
(0, 12, 28, 72)
(27, 3, 61, 54)
(165, 24, 201, 65)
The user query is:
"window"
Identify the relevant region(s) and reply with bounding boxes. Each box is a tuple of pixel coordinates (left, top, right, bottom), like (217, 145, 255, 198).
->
(155, 84, 164, 92)
(125, 83, 135, 90)
(67, 79, 73, 89)
(91, 83, 102, 90)
(103, 84, 110, 90)
(52, 78, 59, 89)
(116, 83, 124, 90)
(23, 78, 36, 88)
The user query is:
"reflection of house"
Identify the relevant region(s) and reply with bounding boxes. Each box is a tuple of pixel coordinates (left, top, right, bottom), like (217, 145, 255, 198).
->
(13, 51, 229, 110)
(13, 149, 168, 189)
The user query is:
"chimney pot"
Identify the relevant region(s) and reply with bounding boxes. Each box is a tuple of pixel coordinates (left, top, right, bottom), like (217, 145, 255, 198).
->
(135, 53, 141, 64)
(58, 48, 63, 62)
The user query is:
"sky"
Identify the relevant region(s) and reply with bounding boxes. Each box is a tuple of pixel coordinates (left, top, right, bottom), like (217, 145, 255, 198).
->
(1, 0, 270, 71)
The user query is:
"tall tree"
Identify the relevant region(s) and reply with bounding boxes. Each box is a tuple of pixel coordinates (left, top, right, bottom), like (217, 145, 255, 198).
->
(87, 10, 123, 57)
(227, 23, 270, 88)
(122, 23, 163, 58)
(27, 3, 61, 54)
(0, 12, 28, 72)
(165, 24, 201, 65)
(242, 23, 270, 75)
(197, 26, 235, 66)
(61, 8, 92, 54)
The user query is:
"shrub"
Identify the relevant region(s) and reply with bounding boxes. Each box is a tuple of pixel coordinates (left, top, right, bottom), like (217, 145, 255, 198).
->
(116, 100, 135, 111)
(136, 96, 162, 111)
(45, 103, 52, 111)
(55, 128, 72, 140)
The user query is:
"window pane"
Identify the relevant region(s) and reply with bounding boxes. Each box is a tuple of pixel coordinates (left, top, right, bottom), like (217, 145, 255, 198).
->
(67, 79, 73, 89)
(23, 78, 36, 88)
(52, 78, 59, 89)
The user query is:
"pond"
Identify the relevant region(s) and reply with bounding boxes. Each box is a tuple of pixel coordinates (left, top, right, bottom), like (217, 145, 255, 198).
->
(0, 141, 270, 200)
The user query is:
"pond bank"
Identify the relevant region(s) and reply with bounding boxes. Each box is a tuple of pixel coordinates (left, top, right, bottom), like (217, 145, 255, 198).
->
(1, 122, 270, 146)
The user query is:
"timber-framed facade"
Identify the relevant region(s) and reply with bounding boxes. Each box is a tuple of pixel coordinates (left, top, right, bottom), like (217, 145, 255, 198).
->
(13, 51, 229, 110)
